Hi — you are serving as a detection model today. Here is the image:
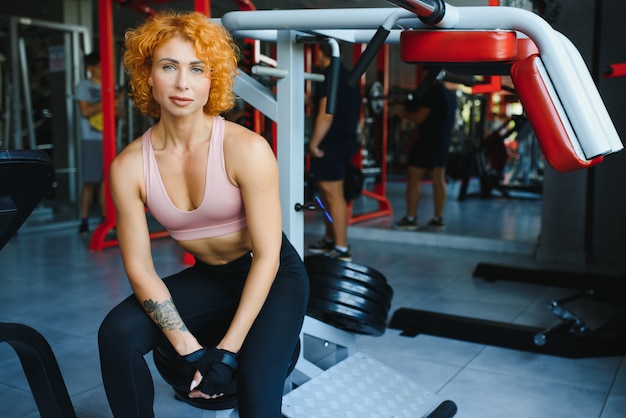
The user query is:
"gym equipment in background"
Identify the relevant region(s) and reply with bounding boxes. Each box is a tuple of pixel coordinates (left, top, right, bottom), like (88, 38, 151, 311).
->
(0, 149, 77, 418)
(390, 262, 626, 358)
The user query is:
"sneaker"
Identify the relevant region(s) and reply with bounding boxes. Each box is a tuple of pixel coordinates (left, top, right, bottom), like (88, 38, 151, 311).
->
(425, 217, 445, 231)
(324, 246, 352, 262)
(308, 238, 335, 254)
(393, 216, 418, 231)
(78, 221, 89, 234)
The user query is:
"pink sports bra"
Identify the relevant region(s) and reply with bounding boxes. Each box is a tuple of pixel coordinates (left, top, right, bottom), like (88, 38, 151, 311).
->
(142, 116, 247, 241)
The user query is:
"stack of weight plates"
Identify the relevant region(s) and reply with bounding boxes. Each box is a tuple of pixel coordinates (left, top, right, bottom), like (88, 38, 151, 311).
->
(304, 255, 393, 337)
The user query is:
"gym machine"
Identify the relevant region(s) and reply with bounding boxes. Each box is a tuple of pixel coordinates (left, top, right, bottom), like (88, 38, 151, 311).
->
(222, 4, 466, 417)
(362, 0, 625, 359)
(0, 16, 91, 226)
(0, 149, 77, 418)
(223, 0, 623, 393)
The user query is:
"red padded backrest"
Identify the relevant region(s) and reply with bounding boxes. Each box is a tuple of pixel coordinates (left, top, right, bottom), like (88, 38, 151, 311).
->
(511, 54, 603, 172)
(400, 30, 518, 63)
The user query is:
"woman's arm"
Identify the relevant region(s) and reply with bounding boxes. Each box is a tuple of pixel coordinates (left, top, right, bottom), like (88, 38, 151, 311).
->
(309, 96, 334, 157)
(217, 124, 283, 354)
(110, 144, 202, 356)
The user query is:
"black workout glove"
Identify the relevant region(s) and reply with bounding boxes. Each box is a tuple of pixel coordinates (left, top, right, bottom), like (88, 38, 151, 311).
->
(184, 347, 238, 395)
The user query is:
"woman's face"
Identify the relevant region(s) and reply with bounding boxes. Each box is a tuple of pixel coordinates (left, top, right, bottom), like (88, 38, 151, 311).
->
(149, 36, 211, 118)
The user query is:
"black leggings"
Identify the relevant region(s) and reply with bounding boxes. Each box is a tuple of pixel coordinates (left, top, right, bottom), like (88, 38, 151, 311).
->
(98, 234, 309, 418)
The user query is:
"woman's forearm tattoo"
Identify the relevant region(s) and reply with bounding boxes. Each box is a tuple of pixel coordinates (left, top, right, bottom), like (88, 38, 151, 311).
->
(143, 298, 189, 332)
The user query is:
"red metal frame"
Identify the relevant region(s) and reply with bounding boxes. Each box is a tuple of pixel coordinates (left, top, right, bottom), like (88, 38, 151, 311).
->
(90, 0, 118, 250)
(348, 43, 393, 225)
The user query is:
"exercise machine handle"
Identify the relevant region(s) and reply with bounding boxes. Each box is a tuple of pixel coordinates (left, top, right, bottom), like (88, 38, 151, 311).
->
(347, 0, 446, 87)
(347, 26, 390, 87)
(327, 55, 340, 114)
(387, 0, 446, 25)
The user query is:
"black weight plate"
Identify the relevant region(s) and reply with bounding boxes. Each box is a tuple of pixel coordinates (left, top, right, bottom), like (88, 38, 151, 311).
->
(307, 295, 372, 324)
(305, 256, 393, 299)
(308, 273, 393, 308)
(312, 292, 391, 327)
(309, 286, 390, 320)
(305, 255, 388, 284)
(314, 268, 394, 299)
(304, 254, 387, 282)
(307, 267, 394, 300)
(307, 296, 387, 336)
(307, 299, 387, 337)
(310, 284, 390, 314)
(309, 273, 392, 308)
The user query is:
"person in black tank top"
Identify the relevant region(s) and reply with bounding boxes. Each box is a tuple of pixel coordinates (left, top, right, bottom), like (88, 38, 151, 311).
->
(308, 42, 362, 262)
(392, 69, 458, 232)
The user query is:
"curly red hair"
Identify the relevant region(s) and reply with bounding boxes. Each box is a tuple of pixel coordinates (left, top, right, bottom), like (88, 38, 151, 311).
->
(123, 11, 239, 118)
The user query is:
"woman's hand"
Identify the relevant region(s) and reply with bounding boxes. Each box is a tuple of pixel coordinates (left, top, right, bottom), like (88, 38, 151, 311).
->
(185, 347, 238, 399)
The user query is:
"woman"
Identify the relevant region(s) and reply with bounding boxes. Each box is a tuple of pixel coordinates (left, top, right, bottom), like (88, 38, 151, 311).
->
(98, 11, 309, 418)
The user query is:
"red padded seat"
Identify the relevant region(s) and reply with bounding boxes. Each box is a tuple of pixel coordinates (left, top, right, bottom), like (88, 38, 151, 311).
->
(400, 30, 518, 64)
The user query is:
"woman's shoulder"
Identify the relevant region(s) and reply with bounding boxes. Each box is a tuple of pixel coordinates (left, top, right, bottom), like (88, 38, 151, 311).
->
(112, 135, 144, 172)
(222, 120, 275, 174)
(222, 119, 267, 148)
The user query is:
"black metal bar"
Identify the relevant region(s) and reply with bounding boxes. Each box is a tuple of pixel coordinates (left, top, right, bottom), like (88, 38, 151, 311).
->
(426, 400, 458, 418)
(347, 26, 390, 87)
(533, 318, 577, 346)
(1, 323, 77, 418)
(472, 262, 626, 293)
(386, 0, 446, 24)
(388, 307, 626, 358)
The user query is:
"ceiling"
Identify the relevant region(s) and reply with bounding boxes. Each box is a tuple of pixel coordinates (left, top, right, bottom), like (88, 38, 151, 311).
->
(111, 0, 489, 35)
(205, 1, 408, 17)
(103, 0, 500, 44)
(119, 0, 391, 18)
(218, 0, 490, 15)
(112, 1, 395, 35)
(126, 0, 489, 19)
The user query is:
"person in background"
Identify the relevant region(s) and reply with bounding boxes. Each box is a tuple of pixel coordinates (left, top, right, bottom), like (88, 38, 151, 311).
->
(307, 42, 361, 261)
(97, 11, 309, 418)
(75, 51, 124, 234)
(393, 68, 458, 231)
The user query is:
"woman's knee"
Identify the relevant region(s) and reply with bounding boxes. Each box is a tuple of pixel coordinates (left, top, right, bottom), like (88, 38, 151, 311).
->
(98, 299, 155, 354)
(98, 311, 133, 355)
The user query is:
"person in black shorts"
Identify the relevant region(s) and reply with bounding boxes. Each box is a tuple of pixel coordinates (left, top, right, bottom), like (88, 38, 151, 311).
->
(393, 69, 457, 231)
(308, 43, 361, 261)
